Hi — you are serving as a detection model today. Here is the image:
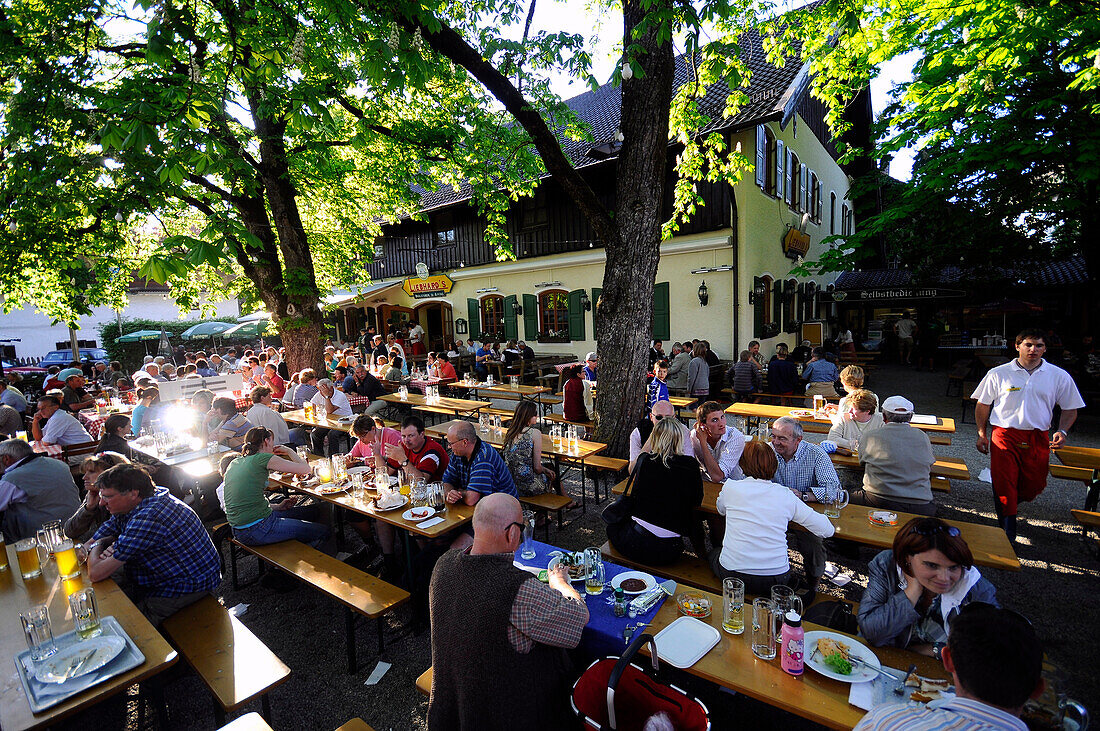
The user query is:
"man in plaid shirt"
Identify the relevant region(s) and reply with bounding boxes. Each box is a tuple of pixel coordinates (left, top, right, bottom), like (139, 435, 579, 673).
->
(770, 416, 841, 594)
(89, 464, 220, 625)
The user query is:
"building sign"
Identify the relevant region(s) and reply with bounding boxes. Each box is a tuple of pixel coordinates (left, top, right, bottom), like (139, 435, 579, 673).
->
(783, 228, 810, 259)
(415, 262, 430, 279)
(835, 287, 966, 302)
(402, 273, 454, 299)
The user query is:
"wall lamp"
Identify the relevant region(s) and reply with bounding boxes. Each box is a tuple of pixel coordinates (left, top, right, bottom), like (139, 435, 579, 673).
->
(579, 291, 592, 311)
(512, 301, 523, 316)
(698, 281, 709, 307)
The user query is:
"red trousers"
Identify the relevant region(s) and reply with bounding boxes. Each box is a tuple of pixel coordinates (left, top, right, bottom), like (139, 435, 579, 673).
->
(990, 426, 1050, 515)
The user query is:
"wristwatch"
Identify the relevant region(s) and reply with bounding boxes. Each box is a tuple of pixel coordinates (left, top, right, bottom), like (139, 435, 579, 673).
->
(932, 642, 945, 661)
(1056, 429, 1068, 437)
(401, 459, 409, 468)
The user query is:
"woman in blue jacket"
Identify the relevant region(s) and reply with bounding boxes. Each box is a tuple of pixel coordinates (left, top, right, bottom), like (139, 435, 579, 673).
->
(859, 517, 998, 657)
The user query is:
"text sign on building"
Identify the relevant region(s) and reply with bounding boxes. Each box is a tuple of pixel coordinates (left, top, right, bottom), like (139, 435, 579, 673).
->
(782, 228, 811, 259)
(402, 274, 454, 299)
(841, 288, 967, 301)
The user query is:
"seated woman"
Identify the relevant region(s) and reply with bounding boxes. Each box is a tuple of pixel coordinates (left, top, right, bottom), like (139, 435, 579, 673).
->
(710, 441, 836, 595)
(222, 427, 328, 548)
(96, 413, 174, 485)
(501, 399, 563, 501)
(606, 418, 703, 566)
(130, 386, 162, 435)
(209, 397, 253, 447)
(827, 388, 883, 450)
(859, 517, 998, 655)
(382, 355, 405, 382)
(65, 451, 131, 540)
(562, 365, 590, 429)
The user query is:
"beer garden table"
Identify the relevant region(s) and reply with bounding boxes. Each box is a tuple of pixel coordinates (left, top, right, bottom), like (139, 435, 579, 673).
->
(378, 392, 490, 420)
(0, 546, 178, 730)
(612, 479, 1019, 571)
(449, 380, 552, 409)
(725, 403, 956, 436)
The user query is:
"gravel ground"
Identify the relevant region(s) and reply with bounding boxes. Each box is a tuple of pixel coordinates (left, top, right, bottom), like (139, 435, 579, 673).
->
(53, 363, 1100, 730)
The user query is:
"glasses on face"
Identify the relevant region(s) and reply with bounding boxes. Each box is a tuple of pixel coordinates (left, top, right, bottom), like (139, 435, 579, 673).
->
(653, 414, 665, 421)
(504, 522, 525, 539)
(909, 520, 961, 538)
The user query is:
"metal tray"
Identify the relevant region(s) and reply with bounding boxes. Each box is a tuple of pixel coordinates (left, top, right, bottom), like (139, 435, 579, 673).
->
(14, 615, 145, 714)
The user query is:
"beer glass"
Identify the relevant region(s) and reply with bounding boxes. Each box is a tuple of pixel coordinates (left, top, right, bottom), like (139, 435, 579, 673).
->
(15, 538, 42, 579)
(752, 598, 778, 660)
(825, 489, 850, 519)
(722, 578, 745, 635)
(584, 547, 605, 596)
(54, 539, 80, 580)
(69, 587, 102, 639)
(813, 394, 825, 413)
(770, 585, 803, 637)
(0, 537, 8, 571)
(520, 510, 537, 560)
(21, 605, 57, 661)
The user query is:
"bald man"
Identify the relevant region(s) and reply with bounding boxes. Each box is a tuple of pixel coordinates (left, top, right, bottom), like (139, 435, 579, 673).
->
(427, 494, 588, 731)
(628, 400, 691, 471)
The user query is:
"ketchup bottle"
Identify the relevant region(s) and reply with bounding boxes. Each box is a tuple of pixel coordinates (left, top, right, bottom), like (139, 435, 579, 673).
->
(780, 611, 804, 676)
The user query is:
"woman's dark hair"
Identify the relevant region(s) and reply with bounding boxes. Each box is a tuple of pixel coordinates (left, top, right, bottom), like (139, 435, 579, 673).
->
(502, 399, 539, 451)
(948, 603, 1041, 708)
(101, 413, 131, 440)
(566, 364, 584, 379)
(892, 517, 974, 572)
(212, 396, 237, 415)
(138, 386, 160, 403)
(96, 463, 156, 498)
(240, 427, 272, 456)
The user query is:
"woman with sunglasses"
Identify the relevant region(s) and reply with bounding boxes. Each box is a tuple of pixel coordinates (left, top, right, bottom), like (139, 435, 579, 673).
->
(221, 426, 328, 548)
(859, 517, 998, 657)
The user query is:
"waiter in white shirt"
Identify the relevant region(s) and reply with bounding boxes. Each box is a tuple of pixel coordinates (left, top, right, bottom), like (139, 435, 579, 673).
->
(971, 329, 1085, 542)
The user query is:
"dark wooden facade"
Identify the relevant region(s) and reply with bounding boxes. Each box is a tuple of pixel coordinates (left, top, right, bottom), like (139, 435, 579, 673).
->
(368, 157, 733, 281)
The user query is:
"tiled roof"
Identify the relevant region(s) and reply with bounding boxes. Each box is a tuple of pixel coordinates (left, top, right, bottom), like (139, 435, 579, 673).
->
(1029, 256, 1087, 286)
(834, 269, 912, 289)
(416, 11, 814, 214)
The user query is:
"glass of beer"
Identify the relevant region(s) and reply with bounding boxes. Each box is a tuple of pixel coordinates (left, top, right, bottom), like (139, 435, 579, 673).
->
(54, 539, 80, 580)
(722, 578, 745, 635)
(584, 547, 605, 596)
(0, 537, 8, 571)
(69, 587, 102, 639)
(825, 489, 850, 520)
(15, 538, 42, 579)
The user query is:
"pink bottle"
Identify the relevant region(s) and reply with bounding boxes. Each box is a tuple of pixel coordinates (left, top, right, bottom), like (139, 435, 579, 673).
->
(780, 611, 804, 676)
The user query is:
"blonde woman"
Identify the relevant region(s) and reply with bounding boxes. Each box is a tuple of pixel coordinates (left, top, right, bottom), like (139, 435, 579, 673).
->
(605, 418, 704, 566)
(827, 388, 883, 451)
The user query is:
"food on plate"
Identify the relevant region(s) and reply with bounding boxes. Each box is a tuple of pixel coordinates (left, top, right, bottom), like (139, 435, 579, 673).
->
(789, 409, 815, 418)
(376, 492, 405, 510)
(550, 552, 588, 580)
(904, 671, 952, 702)
(910, 691, 934, 703)
(676, 592, 712, 618)
(817, 637, 853, 675)
(620, 578, 648, 592)
(408, 508, 431, 520)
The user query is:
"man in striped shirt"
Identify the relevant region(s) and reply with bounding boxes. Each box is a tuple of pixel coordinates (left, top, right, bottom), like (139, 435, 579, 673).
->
(854, 604, 1041, 731)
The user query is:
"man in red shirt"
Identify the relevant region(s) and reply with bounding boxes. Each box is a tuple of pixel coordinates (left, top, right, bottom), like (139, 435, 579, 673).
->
(258, 363, 286, 399)
(432, 353, 458, 382)
(384, 415, 450, 481)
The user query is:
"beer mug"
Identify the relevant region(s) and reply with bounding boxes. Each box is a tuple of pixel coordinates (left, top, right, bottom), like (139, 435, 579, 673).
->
(825, 488, 849, 519)
(752, 598, 778, 660)
(583, 547, 605, 596)
(15, 538, 42, 579)
(20, 605, 56, 662)
(770, 585, 803, 637)
(54, 539, 80, 580)
(722, 578, 745, 635)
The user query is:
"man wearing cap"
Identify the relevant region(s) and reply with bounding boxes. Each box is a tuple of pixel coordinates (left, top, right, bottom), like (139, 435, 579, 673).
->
(61, 373, 96, 413)
(582, 352, 597, 382)
(850, 395, 936, 516)
(971, 328, 1085, 541)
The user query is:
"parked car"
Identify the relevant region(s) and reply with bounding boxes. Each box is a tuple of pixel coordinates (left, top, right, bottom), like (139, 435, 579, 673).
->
(1, 360, 47, 392)
(37, 348, 109, 369)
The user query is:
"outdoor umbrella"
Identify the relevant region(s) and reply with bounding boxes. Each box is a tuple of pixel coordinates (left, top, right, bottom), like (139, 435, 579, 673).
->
(238, 310, 272, 323)
(116, 330, 162, 342)
(180, 321, 235, 340)
(221, 320, 270, 338)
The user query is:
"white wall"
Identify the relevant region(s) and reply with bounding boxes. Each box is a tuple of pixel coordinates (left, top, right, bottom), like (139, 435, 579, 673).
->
(0, 294, 241, 361)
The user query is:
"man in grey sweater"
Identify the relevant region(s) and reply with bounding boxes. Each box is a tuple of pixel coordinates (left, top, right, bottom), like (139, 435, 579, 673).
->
(852, 396, 936, 515)
(665, 342, 691, 391)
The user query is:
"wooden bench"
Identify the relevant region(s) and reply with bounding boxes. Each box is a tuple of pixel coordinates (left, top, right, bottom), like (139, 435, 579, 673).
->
(480, 407, 516, 421)
(564, 454, 628, 502)
(162, 595, 291, 727)
(931, 475, 951, 493)
(416, 667, 433, 697)
(336, 719, 378, 731)
(228, 539, 410, 673)
(1071, 509, 1100, 558)
(543, 413, 595, 429)
(1049, 464, 1100, 511)
(518, 492, 574, 536)
(412, 405, 471, 424)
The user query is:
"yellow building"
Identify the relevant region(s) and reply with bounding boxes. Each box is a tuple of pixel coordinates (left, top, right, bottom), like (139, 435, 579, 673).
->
(328, 36, 864, 362)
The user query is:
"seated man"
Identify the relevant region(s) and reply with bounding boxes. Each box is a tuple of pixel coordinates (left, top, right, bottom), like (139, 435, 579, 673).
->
(769, 416, 841, 593)
(432, 352, 458, 381)
(0, 379, 28, 413)
(852, 395, 936, 515)
(518, 341, 535, 360)
(428, 493, 588, 731)
(442, 420, 517, 550)
(245, 386, 290, 444)
(691, 401, 746, 482)
(767, 344, 800, 401)
(308, 378, 352, 456)
(87, 464, 221, 625)
(854, 604, 1042, 731)
(209, 397, 253, 447)
(474, 341, 493, 377)
(61, 373, 96, 413)
(31, 395, 92, 447)
(801, 346, 841, 405)
(344, 365, 388, 416)
(628, 400, 690, 471)
(0, 438, 82, 541)
(0, 403, 22, 437)
(582, 351, 597, 382)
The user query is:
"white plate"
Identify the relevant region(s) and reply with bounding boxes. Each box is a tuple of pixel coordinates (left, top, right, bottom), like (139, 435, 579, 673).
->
(35, 635, 126, 684)
(346, 466, 371, 476)
(315, 484, 347, 495)
(653, 616, 720, 669)
(374, 495, 408, 511)
(402, 506, 437, 522)
(548, 554, 590, 583)
(611, 570, 655, 595)
(804, 631, 882, 683)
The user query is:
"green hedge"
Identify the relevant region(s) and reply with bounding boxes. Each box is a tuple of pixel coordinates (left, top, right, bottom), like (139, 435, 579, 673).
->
(98, 317, 238, 371)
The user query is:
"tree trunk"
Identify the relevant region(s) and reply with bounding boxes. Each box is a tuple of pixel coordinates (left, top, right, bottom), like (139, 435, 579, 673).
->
(592, 0, 676, 458)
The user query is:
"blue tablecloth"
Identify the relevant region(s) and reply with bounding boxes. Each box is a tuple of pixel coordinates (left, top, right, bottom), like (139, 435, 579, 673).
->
(513, 539, 668, 658)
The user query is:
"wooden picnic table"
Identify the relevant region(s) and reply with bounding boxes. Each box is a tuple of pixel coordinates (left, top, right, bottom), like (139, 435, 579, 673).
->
(726, 403, 956, 435)
(555, 389, 696, 409)
(1052, 445, 1100, 470)
(128, 438, 233, 468)
(611, 479, 1019, 571)
(640, 582, 948, 730)
(1049, 447, 1100, 511)
(281, 408, 356, 433)
(378, 392, 490, 419)
(0, 547, 178, 731)
(449, 380, 551, 407)
(830, 453, 971, 481)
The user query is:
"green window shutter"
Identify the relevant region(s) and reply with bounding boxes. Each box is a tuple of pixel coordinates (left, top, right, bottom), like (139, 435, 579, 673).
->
(652, 282, 670, 341)
(466, 298, 480, 340)
(503, 294, 518, 340)
(755, 126, 766, 189)
(753, 277, 765, 339)
(567, 289, 586, 341)
(522, 294, 538, 340)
